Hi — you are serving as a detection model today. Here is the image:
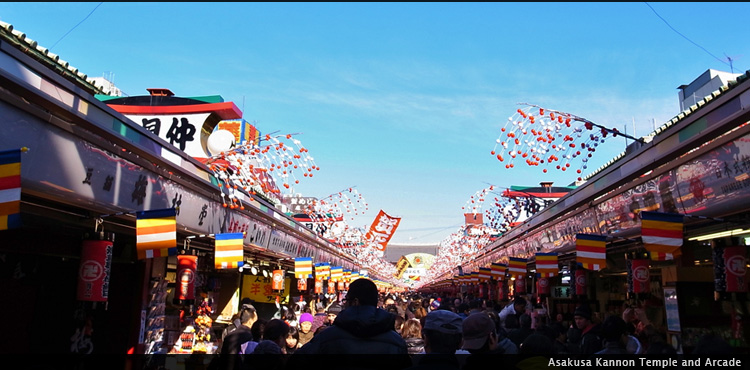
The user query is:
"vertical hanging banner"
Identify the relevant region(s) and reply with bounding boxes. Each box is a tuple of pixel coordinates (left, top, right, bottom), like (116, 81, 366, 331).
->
(77, 239, 113, 302)
(575, 234, 607, 271)
(295, 257, 313, 279)
(214, 233, 244, 269)
(136, 208, 177, 259)
(724, 246, 748, 293)
(631, 259, 650, 294)
(177, 255, 197, 300)
(0, 148, 23, 230)
(364, 210, 401, 257)
(640, 211, 684, 261)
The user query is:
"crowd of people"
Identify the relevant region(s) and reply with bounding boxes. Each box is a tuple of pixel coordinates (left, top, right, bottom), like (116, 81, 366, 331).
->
(205, 278, 734, 370)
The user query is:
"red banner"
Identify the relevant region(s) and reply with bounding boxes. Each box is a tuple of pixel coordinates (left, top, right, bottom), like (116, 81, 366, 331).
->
(575, 269, 587, 296)
(77, 240, 113, 302)
(364, 210, 401, 256)
(724, 246, 748, 293)
(272, 270, 285, 291)
(514, 278, 526, 294)
(537, 276, 550, 296)
(177, 255, 197, 300)
(632, 259, 650, 294)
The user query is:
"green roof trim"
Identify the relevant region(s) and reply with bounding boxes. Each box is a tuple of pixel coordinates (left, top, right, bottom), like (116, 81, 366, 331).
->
(184, 95, 224, 104)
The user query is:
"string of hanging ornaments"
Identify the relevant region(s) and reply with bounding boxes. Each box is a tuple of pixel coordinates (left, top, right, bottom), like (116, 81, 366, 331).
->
(310, 188, 371, 249)
(491, 103, 643, 182)
(204, 132, 320, 209)
(461, 185, 538, 235)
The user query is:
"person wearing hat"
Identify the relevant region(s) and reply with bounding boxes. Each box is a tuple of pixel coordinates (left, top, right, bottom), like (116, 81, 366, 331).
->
(325, 301, 343, 325)
(461, 312, 517, 356)
(407, 309, 465, 370)
(310, 302, 328, 334)
(297, 312, 315, 348)
(573, 304, 603, 354)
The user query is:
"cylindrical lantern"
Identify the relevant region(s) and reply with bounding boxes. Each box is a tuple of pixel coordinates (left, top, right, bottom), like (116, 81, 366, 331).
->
(77, 239, 113, 302)
(337, 281, 345, 291)
(327, 281, 336, 294)
(724, 246, 748, 293)
(314, 279, 323, 294)
(297, 278, 307, 291)
(575, 269, 587, 296)
(479, 283, 487, 299)
(272, 270, 285, 291)
(514, 277, 526, 294)
(631, 259, 650, 294)
(498, 280, 508, 300)
(537, 276, 550, 296)
(177, 255, 198, 300)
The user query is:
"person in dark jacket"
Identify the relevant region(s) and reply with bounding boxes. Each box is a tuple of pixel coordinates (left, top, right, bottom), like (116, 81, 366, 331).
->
(595, 315, 629, 355)
(289, 278, 411, 369)
(573, 305, 603, 354)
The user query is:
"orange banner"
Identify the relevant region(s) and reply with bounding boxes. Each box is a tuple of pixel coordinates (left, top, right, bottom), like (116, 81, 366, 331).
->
(364, 210, 401, 256)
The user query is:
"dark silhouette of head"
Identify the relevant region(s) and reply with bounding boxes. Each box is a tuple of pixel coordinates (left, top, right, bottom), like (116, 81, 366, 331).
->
(345, 278, 379, 307)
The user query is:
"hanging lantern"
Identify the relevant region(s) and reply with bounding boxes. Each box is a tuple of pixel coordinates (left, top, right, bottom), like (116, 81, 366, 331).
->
(723, 246, 748, 293)
(272, 269, 285, 291)
(575, 269, 587, 296)
(514, 277, 526, 295)
(77, 239, 113, 302)
(337, 281, 345, 291)
(479, 283, 487, 299)
(537, 276, 550, 296)
(327, 281, 336, 294)
(631, 259, 650, 294)
(177, 255, 198, 300)
(297, 277, 307, 291)
(314, 279, 323, 294)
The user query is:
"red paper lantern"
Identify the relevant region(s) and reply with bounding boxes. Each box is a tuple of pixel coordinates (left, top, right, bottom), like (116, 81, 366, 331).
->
(177, 255, 197, 300)
(337, 281, 345, 291)
(327, 281, 336, 294)
(77, 240, 113, 302)
(297, 278, 307, 291)
(575, 269, 587, 296)
(537, 277, 550, 296)
(631, 259, 650, 294)
(514, 278, 526, 294)
(272, 270, 285, 291)
(314, 279, 323, 294)
(725, 246, 748, 293)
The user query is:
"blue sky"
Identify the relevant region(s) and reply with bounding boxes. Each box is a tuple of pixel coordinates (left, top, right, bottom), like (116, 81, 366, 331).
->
(2, 2, 749, 244)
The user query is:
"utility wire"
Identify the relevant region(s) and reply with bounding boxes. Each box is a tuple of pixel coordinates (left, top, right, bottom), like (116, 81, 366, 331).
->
(50, 2, 103, 51)
(644, 2, 739, 71)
